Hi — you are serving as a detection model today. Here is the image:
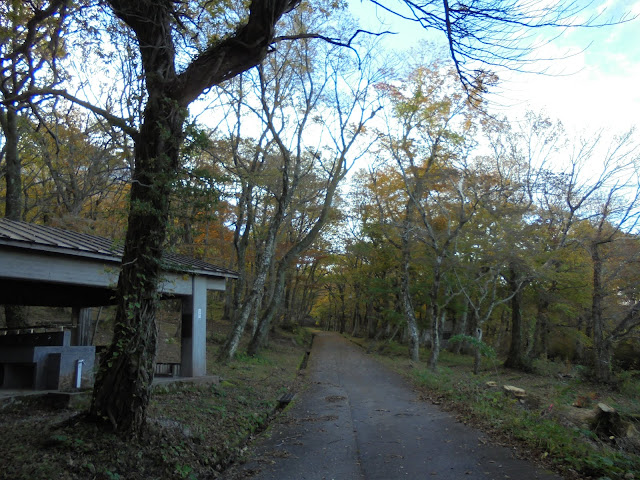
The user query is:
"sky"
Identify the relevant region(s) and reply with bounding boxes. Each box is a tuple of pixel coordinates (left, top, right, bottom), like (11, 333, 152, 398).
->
(348, 0, 640, 136)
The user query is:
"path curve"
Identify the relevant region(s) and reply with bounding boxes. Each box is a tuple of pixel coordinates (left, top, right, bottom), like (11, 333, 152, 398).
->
(234, 332, 562, 480)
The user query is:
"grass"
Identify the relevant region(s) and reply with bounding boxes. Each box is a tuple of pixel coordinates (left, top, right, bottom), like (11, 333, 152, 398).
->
(350, 336, 640, 480)
(0, 324, 309, 480)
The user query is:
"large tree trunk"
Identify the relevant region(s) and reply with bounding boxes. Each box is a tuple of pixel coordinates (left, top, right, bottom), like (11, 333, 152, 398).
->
(220, 208, 282, 361)
(591, 243, 612, 382)
(91, 0, 186, 434)
(2, 105, 29, 329)
(503, 264, 531, 372)
(90, 80, 186, 435)
(450, 301, 468, 354)
(219, 168, 287, 360)
(400, 201, 420, 362)
(472, 325, 482, 375)
(428, 256, 444, 370)
(4, 106, 21, 220)
(246, 156, 348, 355)
(218, 258, 271, 361)
(247, 266, 287, 356)
(401, 246, 420, 362)
(531, 295, 550, 360)
(220, 171, 287, 360)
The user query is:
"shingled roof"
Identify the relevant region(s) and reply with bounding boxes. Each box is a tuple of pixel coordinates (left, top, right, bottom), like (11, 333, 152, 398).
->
(0, 218, 237, 279)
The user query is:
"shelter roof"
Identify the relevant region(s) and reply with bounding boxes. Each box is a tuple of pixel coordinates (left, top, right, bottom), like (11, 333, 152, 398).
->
(0, 218, 237, 279)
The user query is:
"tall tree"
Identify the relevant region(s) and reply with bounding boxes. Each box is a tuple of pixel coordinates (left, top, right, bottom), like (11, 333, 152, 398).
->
(1, 0, 67, 220)
(577, 132, 640, 382)
(87, 0, 307, 436)
(245, 30, 382, 355)
(21, 104, 130, 230)
(345, 169, 405, 338)
(375, 61, 484, 366)
(0, 0, 68, 328)
(216, 8, 381, 359)
(479, 115, 554, 371)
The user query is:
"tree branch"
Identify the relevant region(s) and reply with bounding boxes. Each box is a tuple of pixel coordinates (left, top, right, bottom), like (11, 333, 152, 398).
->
(274, 28, 394, 46)
(175, 0, 302, 106)
(5, 89, 138, 139)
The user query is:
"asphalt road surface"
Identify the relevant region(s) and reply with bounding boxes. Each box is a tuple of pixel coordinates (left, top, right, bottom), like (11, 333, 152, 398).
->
(233, 332, 562, 480)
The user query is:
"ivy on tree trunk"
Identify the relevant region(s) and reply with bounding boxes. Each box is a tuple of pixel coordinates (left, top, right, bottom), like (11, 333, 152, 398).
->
(89, 0, 301, 436)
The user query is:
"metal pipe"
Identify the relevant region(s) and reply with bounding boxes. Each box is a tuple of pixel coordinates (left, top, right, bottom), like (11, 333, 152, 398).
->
(75, 359, 84, 389)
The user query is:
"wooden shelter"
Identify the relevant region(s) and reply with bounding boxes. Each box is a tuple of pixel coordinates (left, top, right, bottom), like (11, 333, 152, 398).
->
(0, 219, 236, 385)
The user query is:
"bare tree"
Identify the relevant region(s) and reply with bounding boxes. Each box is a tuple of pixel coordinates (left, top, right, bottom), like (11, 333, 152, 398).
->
(374, 61, 482, 366)
(0, 0, 68, 328)
(217, 10, 382, 360)
(577, 132, 640, 382)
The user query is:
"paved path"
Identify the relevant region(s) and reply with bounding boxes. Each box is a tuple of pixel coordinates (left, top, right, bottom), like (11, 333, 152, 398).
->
(234, 332, 561, 480)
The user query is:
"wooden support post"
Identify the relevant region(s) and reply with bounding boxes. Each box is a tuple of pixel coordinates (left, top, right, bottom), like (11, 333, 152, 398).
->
(72, 307, 94, 346)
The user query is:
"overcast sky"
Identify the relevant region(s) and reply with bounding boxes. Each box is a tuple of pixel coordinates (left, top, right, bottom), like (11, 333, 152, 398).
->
(349, 0, 640, 136)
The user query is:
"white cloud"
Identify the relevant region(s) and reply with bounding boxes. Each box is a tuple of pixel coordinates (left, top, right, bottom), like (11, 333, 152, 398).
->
(597, 0, 616, 15)
(485, 2, 639, 136)
(489, 58, 639, 136)
(348, 0, 640, 137)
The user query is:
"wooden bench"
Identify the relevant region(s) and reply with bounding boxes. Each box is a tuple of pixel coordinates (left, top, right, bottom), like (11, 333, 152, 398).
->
(155, 362, 181, 377)
(0, 330, 95, 391)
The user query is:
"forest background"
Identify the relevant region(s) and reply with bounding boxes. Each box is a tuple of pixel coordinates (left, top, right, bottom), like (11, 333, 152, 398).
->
(1, 0, 640, 437)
